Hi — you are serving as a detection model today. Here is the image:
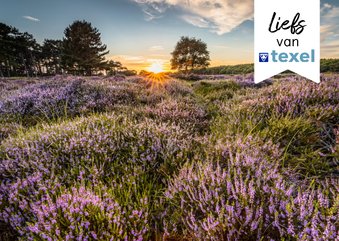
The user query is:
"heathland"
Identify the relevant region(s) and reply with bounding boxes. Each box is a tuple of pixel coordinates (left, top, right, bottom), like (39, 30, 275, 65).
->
(0, 73, 338, 240)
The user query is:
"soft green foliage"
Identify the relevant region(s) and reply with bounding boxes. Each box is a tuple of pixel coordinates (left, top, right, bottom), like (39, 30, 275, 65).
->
(171, 36, 210, 72)
(194, 63, 254, 75)
(321, 59, 339, 72)
(193, 80, 241, 101)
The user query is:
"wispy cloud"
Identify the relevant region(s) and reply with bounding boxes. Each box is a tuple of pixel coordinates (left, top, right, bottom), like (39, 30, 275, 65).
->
(181, 15, 211, 28)
(321, 25, 333, 42)
(321, 3, 339, 40)
(22, 15, 40, 22)
(320, 2, 339, 57)
(132, 0, 253, 35)
(133, 0, 168, 21)
(149, 45, 164, 51)
(323, 3, 332, 9)
(321, 40, 339, 58)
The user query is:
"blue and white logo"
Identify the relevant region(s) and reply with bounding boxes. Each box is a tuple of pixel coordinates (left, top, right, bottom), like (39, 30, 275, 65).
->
(259, 53, 269, 62)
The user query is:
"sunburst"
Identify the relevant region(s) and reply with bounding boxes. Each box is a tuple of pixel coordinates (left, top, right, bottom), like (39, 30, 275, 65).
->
(147, 62, 164, 74)
(144, 72, 168, 89)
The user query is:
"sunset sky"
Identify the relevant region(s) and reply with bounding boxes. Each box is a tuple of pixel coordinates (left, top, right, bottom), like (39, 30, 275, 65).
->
(1, 0, 338, 72)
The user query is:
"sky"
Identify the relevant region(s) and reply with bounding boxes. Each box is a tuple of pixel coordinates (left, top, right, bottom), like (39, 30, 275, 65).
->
(0, 0, 338, 72)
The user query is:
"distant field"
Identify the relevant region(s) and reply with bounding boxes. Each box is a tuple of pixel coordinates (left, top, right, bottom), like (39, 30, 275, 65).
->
(0, 74, 338, 240)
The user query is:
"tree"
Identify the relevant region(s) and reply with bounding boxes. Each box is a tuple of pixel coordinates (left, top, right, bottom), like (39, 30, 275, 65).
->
(15, 32, 40, 77)
(0, 23, 24, 77)
(104, 60, 122, 76)
(42, 39, 63, 75)
(0, 23, 41, 77)
(62, 20, 108, 76)
(171, 36, 210, 72)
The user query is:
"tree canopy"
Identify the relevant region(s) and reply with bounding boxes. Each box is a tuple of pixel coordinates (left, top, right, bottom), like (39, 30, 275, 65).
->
(62, 20, 109, 76)
(0, 21, 134, 77)
(171, 36, 210, 72)
(0, 23, 39, 77)
(42, 39, 63, 75)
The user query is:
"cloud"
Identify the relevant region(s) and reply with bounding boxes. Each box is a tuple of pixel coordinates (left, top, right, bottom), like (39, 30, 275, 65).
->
(149, 45, 165, 51)
(321, 4, 339, 38)
(22, 16, 40, 22)
(320, 3, 339, 58)
(322, 44, 339, 49)
(181, 15, 211, 28)
(321, 42, 339, 58)
(323, 3, 332, 9)
(321, 25, 333, 42)
(133, 0, 168, 20)
(132, 0, 253, 35)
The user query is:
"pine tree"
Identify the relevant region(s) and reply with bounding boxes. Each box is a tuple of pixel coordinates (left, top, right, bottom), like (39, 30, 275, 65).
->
(42, 39, 63, 75)
(0, 23, 40, 77)
(0, 23, 16, 77)
(62, 20, 108, 75)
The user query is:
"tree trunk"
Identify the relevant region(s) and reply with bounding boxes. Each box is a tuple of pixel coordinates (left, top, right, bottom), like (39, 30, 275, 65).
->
(54, 62, 58, 75)
(0, 65, 4, 78)
(37, 61, 42, 76)
(6, 60, 10, 77)
(87, 68, 92, 76)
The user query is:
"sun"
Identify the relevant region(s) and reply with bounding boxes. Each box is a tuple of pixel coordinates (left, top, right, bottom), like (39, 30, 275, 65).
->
(147, 62, 164, 74)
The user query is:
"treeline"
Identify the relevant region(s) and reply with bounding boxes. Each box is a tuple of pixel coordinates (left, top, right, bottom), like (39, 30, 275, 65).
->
(193, 64, 254, 75)
(320, 59, 339, 72)
(0, 21, 136, 77)
(193, 59, 339, 75)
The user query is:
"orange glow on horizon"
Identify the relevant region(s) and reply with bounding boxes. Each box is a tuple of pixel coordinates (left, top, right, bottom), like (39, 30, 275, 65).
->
(122, 60, 247, 74)
(147, 62, 165, 74)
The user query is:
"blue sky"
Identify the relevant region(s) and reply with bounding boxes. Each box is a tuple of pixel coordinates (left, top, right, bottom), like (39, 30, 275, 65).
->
(0, 0, 338, 71)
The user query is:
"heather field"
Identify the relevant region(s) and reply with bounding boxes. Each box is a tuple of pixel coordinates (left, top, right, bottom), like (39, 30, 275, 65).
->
(0, 74, 338, 240)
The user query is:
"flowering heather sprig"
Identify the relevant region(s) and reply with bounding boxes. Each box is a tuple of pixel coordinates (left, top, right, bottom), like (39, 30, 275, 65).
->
(213, 76, 339, 175)
(0, 123, 22, 143)
(291, 181, 339, 241)
(0, 113, 196, 239)
(164, 136, 339, 240)
(143, 97, 209, 132)
(27, 186, 127, 241)
(0, 172, 55, 236)
(0, 78, 37, 100)
(238, 77, 339, 119)
(163, 79, 193, 97)
(193, 73, 270, 87)
(0, 175, 150, 240)
(0, 78, 146, 122)
(0, 77, 195, 127)
(0, 113, 194, 183)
